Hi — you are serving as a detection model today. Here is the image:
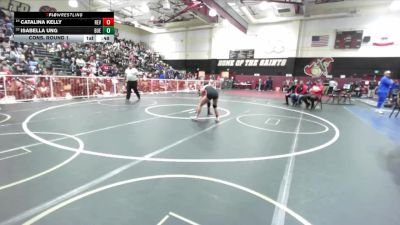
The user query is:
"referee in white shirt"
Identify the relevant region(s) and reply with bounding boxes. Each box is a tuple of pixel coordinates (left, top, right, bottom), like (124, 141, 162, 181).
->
(125, 63, 141, 100)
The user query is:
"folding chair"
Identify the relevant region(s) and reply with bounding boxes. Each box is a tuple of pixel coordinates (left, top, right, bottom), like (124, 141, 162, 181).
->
(389, 99, 399, 118)
(340, 90, 352, 104)
(312, 96, 323, 110)
(326, 89, 340, 104)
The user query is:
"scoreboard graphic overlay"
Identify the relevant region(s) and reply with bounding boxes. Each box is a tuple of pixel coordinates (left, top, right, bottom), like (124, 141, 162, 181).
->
(13, 12, 114, 43)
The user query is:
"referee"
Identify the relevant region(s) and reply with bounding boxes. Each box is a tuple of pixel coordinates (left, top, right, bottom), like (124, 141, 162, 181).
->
(125, 63, 141, 101)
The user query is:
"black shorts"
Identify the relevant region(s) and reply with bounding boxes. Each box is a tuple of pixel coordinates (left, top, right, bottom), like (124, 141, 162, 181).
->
(205, 86, 218, 100)
(207, 93, 218, 100)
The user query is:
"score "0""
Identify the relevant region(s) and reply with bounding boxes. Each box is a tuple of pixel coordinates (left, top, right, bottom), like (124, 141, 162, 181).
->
(102, 18, 114, 26)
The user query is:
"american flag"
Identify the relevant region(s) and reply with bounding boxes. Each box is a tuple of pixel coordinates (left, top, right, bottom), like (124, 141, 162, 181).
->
(311, 35, 329, 47)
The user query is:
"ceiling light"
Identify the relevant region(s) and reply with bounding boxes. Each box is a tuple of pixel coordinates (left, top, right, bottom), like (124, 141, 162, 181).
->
(122, 9, 131, 15)
(68, 0, 78, 8)
(222, 19, 231, 26)
(209, 8, 217, 17)
(390, 0, 400, 11)
(258, 1, 271, 10)
(228, 2, 236, 6)
(150, 16, 155, 21)
(98, 0, 110, 5)
(142, 3, 150, 12)
(163, 0, 171, 9)
(97, 8, 108, 11)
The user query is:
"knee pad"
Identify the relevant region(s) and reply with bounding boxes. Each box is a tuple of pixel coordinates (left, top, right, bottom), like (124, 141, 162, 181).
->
(213, 104, 217, 108)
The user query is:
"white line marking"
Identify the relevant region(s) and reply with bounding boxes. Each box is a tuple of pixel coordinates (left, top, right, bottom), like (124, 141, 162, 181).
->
(0, 149, 31, 161)
(264, 118, 280, 126)
(146, 104, 231, 120)
(271, 113, 303, 225)
(0, 113, 11, 124)
(0, 147, 23, 154)
(2, 120, 231, 225)
(21, 175, 311, 225)
(180, 108, 196, 113)
(0, 135, 71, 155)
(169, 212, 200, 225)
(0, 132, 84, 191)
(0, 116, 74, 127)
(0, 100, 155, 127)
(0, 108, 193, 156)
(97, 99, 158, 107)
(1, 108, 39, 113)
(21, 147, 32, 153)
(21, 98, 340, 162)
(0, 146, 31, 156)
(156, 215, 170, 225)
(264, 118, 271, 124)
(238, 114, 328, 135)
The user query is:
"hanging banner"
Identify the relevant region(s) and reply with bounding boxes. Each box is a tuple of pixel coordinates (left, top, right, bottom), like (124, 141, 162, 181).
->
(217, 58, 287, 67)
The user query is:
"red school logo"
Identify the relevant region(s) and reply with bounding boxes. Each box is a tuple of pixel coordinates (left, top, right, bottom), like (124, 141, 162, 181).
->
(304, 57, 334, 77)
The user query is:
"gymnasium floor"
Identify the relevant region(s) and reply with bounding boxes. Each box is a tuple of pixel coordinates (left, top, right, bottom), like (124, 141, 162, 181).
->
(0, 91, 399, 225)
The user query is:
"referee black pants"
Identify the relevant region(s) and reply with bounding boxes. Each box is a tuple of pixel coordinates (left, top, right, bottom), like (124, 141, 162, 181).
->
(126, 80, 140, 100)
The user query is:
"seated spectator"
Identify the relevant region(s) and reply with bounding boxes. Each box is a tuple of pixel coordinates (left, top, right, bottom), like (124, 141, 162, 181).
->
(4, 17, 13, 37)
(353, 81, 362, 97)
(159, 71, 165, 79)
(110, 64, 118, 77)
(99, 63, 109, 76)
(390, 80, 399, 100)
(368, 80, 377, 98)
(43, 57, 53, 74)
(93, 86, 103, 97)
(76, 56, 86, 68)
(32, 64, 43, 75)
(328, 79, 338, 95)
(28, 57, 38, 73)
(285, 80, 297, 105)
(292, 80, 308, 106)
(0, 62, 12, 75)
(9, 46, 20, 63)
(81, 63, 91, 76)
(37, 80, 50, 98)
(303, 80, 324, 109)
(0, 45, 5, 61)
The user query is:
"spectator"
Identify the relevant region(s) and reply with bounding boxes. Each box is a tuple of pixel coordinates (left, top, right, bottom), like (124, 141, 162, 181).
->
(303, 80, 324, 109)
(376, 70, 393, 114)
(99, 63, 109, 76)
(293, 80, 308, 106)
(159, 71, 165, 79)
(328, 79, 338, 95)
(110, 64, 119, 77)
(4, 17, 13, 37)
(368, 80, 377, 98)
(389, 80, 399, 103)
(285, 80, 297, 105)
(257, 78, 263, 91)
(43, 57, 53, 74)
(265, 77, 273, 91)
(9, 46, 20, 63)
(125, 63, 141, 101)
